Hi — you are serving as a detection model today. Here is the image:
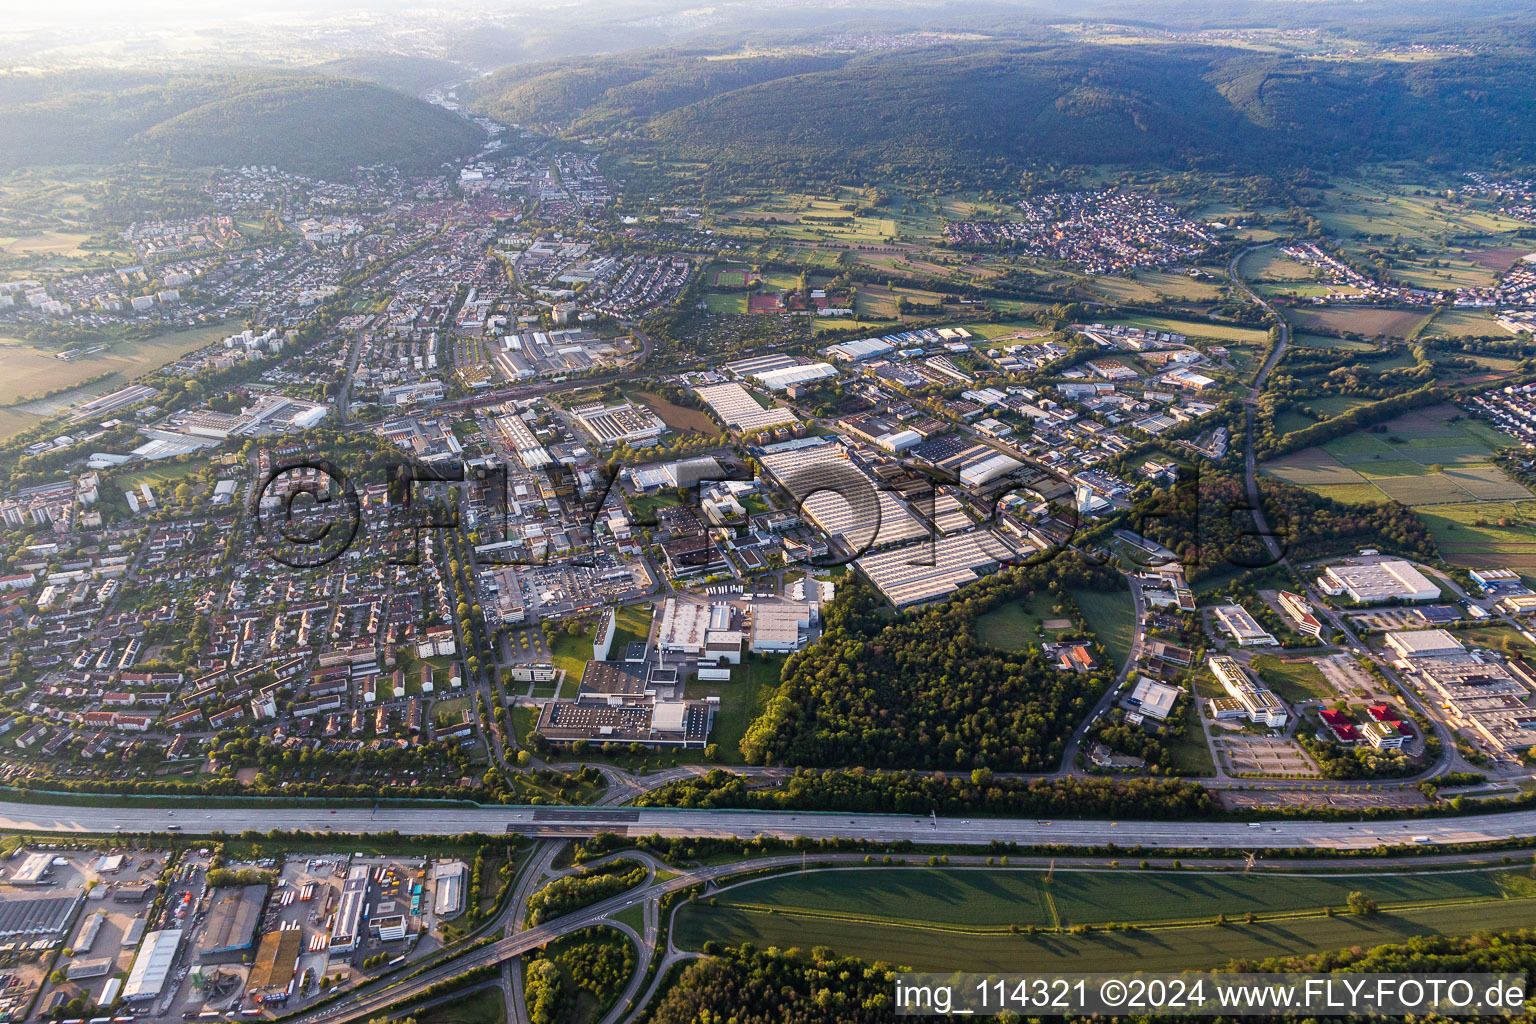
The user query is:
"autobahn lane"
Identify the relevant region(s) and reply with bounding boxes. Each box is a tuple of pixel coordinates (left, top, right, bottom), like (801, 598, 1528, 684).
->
(2, 801, 1534, 850)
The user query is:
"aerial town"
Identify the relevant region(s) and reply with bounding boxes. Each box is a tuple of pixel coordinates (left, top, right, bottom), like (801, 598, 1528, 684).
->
(7, 3, 1536, 1021)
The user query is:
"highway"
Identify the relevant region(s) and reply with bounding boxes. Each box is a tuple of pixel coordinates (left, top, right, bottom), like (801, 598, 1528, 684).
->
(3, 800, 1535, 850)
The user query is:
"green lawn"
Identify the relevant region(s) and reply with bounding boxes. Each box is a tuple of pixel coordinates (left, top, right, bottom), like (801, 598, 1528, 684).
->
(611, 604, 654, 655)
(975, 592, 1076, 652)
(1165, 698, 1216, 776)
(688, 653, 786, 762)
(551, 623, 598, 682)
(1069, 588, 1135, 671)
(675, 866, 1536, 972)
(1249, 655, 1335, 703)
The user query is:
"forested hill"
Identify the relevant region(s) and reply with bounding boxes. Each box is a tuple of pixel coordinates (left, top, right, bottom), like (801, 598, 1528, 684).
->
(0, 70, 482, 177)
(460, 42, 1536, 186)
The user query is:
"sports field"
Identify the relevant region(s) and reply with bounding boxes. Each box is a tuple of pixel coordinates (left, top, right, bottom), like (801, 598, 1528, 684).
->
(674, 866, 1536, 972)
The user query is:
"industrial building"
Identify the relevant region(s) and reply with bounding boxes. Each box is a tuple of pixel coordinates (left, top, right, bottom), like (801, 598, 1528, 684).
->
(855, 529, 1020, 609)
(432, 860, 468, 919)
(535, 698, 714, 749)
(328, 864, 369, 953)
(1126, 678, 1182, 722)
(1319, 560, 1439, 604)
(1385, 629, 1467, 660)
(749, 600, 814, 653)
(198, 884, 267, 963)
(1212, 604, 1277, 647)
(248, 927, 303, 996)
(0, 893, 83, 939)
(694, 382, 799, 432)
(757, 438, 927, 554)
(123, 928, 183, 1001)
(7, 852, 54, 885)
(567, 400, 666, 447)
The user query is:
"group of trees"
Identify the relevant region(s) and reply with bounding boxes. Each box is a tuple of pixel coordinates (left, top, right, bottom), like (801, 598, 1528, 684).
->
(651, 929, 1536, 1024)
(740, 560, 1121, 771)
(524, 927, 637, 1024)
(525, 859, 646, 926)
(1118, 470, 1436, 582)
(636, 767, 1219, 819)
(648, 944, 898, 1024)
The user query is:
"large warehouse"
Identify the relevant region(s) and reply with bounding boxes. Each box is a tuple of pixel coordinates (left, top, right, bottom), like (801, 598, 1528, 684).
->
(1385, 629, 1467, 660)
(1319, 560, 1439, 604)
(198, 884, 267, 963)
(0, 893, 83, 939)
(123, 928, 182, 1002)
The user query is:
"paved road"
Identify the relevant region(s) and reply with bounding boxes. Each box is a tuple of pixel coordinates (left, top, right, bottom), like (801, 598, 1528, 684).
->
(1228, 244, 1290, 565)
(1059, 575, 1146, 771)
(4, 800, 1533, 850)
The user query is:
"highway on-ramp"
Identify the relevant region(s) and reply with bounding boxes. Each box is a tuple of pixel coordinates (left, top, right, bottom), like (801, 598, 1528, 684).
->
(2, 801, 1534, 851)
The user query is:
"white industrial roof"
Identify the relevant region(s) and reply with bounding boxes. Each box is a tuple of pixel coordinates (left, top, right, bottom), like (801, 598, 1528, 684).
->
(123, 928, 182, 1000)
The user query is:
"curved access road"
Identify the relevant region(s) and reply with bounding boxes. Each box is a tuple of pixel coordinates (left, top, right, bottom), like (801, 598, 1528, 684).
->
(2, 800, 1533, 851)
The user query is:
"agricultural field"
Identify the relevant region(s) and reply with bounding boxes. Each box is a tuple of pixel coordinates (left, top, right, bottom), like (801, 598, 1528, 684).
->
(1239, 247, 1320, 282)
(1286, 306, 1429, 339)
(1292, 333, 1377, 351)
(674, 866, 1536, 972)
(1261, 405, 1529, 535)
(1316, 177, 1533, 246)
(629, 391, 721, 436)
(0, 322, 230, 408)
(1098, 314, 1270, 346)
(1422, 309, 1520, 339)
(1414, 502, 1536, 568)
(1084, 268, 1225, 305)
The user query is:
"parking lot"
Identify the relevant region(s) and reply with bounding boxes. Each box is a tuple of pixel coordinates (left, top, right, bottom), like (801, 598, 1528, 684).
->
(1212, 730, 1320, 777)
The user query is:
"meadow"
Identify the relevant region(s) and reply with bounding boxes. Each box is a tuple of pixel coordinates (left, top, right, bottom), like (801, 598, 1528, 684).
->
(1287, 307, 1429, 339)
(975, 591, 1076, 652)
(1070, 587, 1135, 670)
(686, 653, 786, 762)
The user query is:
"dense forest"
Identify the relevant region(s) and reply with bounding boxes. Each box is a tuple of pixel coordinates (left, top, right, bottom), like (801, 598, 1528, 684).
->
(0, 70, 482, 176)
(462, 42, 1536, 189)
(740, 559, 1121, 771)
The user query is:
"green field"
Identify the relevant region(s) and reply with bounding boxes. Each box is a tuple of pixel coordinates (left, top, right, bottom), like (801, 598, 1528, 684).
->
(551, 622, 598, 684)
(1250, 655, 1334, 702)
(611, 604, 654, 655)
(975, 592, 1076, 651)
(675, 866, 1536, 972)
(688, 653, 785, 761)
(1098, 314, 1269, 346)
(1423, 309, 1520, 339)
(0, 322, 230, 408)
(1260, 405, 1531, 548)
(1069, 588, 1135, 670)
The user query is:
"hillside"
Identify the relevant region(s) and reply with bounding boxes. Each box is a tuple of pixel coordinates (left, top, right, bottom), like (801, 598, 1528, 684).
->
(0, 70, 482, 177)
(460, 42, 1536, 186)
